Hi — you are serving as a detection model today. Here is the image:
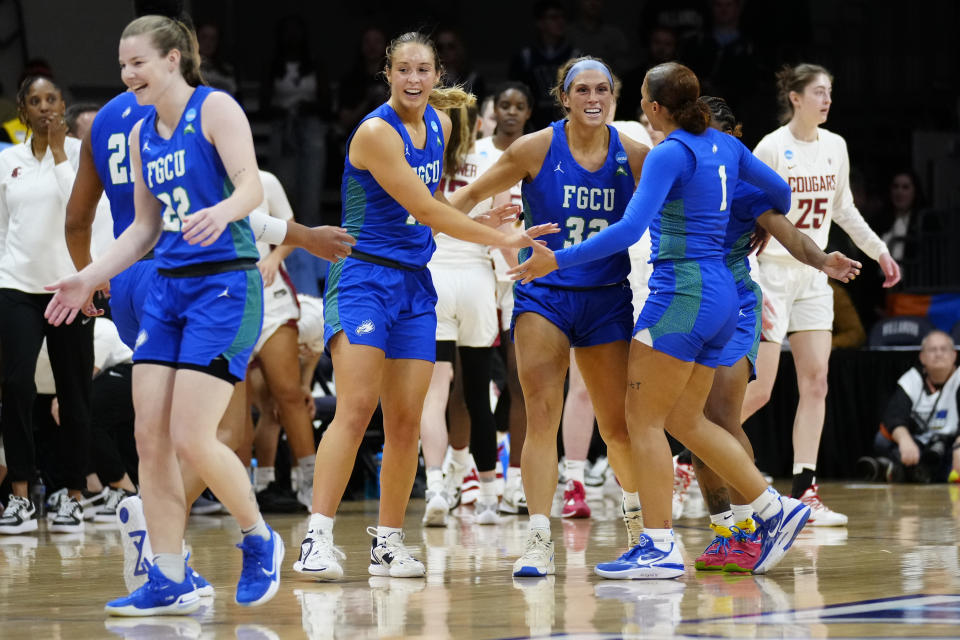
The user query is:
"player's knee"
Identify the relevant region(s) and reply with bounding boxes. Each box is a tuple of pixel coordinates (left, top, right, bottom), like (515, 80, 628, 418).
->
(798, 370, 829, 399)
(597, 420, 630, 451)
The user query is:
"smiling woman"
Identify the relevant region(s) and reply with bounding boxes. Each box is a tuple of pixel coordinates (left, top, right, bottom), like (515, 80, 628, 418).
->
(0, 75, 96, 538)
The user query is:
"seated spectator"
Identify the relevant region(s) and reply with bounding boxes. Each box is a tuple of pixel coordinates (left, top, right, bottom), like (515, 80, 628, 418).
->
(859, 330, 960, 483)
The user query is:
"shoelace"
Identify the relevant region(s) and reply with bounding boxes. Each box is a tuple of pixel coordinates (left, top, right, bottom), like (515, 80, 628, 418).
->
(56, 498, 81, 520)
(730, 525, 756, 544)
(2, 496, 30, 518)
(237, 536, 273, 582)
(802, 486, 827, 509)
(367, 526, 418, 565)
(305, 533, 346, 561)
(523, 532, 550, 557)
(101, 489, 125, 512)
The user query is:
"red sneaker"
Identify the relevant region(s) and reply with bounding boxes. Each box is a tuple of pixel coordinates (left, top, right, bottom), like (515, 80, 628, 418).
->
(694, 524, 731, 571)
(460, 466, 480, 505)
(560, 480, 591, 518)
(724, 524, 762, 573)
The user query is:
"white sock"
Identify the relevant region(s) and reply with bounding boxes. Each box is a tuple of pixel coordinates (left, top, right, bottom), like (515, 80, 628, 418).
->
(792, 463, 815, 475)
(710, 510, 735, 529)
(426, 467, 444, 491)
(731, 504, 753, 525)
(376, 525, 402, 542)
(154, 552, 186, 582)
(507, 466, 522, 484)
(451, 446, 471, 468)
(253, 466, 275, 492)
(308, 512, 334, 537)
(241, 514, 271, 541)
(564, 459, 585, 485)
(644, 527, 674, 549)
(622, 490, 641, 512)
(528, 513, 550, 534)
(478, 478, 498, 501)
(298, 456, 316, 484)
(751, 487, 780, 521)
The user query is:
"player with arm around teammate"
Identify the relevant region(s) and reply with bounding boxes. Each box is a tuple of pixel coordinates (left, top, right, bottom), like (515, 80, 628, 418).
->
(291, 31, 554, 581)
(449, 56, 650, 577)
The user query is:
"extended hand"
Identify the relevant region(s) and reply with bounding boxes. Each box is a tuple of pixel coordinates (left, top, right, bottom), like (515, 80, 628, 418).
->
(43, 274, 99, 326)
(475, 203, 521, 228)
(303, 226, 356, 263)
(507, 241, 558, 284)
(748, 223, 771, 256)
(822, 252, 861, 282)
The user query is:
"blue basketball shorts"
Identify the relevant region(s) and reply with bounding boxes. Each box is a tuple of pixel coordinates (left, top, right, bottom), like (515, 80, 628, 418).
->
(716, 273, 763, 378)
(109, 258, 157, 349)
(133, 268, 264, 382)
(634, 259, 738, 368)
(511, 280, 633, 347)
(323, 258, 438, 362)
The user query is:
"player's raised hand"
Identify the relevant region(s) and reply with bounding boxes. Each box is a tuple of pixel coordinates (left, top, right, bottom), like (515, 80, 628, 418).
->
(821, 252, 861, 283)
(475, 203, 521, 228)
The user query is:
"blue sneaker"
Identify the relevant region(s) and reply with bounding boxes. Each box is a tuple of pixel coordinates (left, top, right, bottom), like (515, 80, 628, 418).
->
(183, 553, 215, 598)
(236, 527, 285, 606)
(752, 490, 811, 574)
(105, 563, 200, 616)
(594, 534, 685, 580)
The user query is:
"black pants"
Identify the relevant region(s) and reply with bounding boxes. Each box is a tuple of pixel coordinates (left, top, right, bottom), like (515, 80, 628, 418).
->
(91, 363, 138, 485)
(0, 289, 93, 490)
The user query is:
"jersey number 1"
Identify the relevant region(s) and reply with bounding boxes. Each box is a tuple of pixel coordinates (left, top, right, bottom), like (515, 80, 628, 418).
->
(718, 165, 727, 211)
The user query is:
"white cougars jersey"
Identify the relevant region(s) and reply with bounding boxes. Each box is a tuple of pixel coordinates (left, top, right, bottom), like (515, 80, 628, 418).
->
(753, 125, 887, 263)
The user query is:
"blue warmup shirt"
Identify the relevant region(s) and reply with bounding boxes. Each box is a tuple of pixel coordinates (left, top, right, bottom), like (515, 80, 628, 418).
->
(555, 127, 790, 269)
(520, 120, 635, 288)
(341, 102, 444, 269)
(90, 91, 151, 237)
(138, 86, 258, 270)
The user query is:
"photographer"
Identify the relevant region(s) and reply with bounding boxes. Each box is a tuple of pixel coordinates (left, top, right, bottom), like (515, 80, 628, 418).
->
(861, 330, 960, 482)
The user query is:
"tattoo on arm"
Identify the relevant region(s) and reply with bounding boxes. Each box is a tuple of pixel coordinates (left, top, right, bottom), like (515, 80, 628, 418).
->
(231, 166, 248, 182)
(629, 381, 642, 390)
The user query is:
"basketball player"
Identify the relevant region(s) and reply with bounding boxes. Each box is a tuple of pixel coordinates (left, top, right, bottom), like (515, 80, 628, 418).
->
(740, 64, 901, 526)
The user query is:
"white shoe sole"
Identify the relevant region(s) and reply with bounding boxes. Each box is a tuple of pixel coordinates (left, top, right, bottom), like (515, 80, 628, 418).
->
(293, 558, 344, 581)
(594, 563, 685, 580)
(807, 514, 848, 527)
(49, 521, 84, 533)
(368, 562, 425, 578)
(0, 519, 38, 535)
(105, 592, 201, 617)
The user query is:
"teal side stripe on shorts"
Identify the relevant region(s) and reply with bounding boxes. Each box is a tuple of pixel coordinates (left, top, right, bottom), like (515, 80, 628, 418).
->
(324, 260, 345, 335)
(649, 260, 702, 341)
(745, 274, 764, 363)
(657, 199, 688, 260)
(223, 269, 264, 361)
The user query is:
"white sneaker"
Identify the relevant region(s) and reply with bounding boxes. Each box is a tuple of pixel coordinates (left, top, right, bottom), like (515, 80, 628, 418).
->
(440, 451, 466, 508)
(421, 489, 451, 527)
(798, 485, 848, 526)
(367, 527, 425, 578)
(512, 529, 555, 577)
(623, 506, 644, 548)
(49, 497, 84, 533)
(0, 495, 38, 535)
(500, 478, 528, 515)
(753, 490, 812, 574)
(474, 499, 500, 525)
(293, 527, 345, 581)
(117, 495, 153, 593)
(291, 467, 314, 511)
(94, 487, 132, 523)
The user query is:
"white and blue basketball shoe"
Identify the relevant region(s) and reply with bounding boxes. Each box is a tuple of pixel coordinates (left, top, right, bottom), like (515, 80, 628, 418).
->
(751, 489, 811, 574)
(105, 563, 200, 616)
(594, 533, 685, 579)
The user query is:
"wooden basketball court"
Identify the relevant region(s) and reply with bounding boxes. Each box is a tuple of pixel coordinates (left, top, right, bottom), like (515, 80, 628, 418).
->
(2, 481, 958, 638)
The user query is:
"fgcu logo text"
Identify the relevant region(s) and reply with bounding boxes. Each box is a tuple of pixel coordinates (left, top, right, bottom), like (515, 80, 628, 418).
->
(413, 159, 441, 186)
(146, 150, 186, 188)
(562, 185, 616, 211)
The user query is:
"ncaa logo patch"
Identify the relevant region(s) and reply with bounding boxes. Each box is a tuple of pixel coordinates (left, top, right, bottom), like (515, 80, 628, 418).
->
(185, 108, 197, 122)
(355, 320, 375, 336)
(431, 120, 438, 132)
(784, 149, 794, 160)
(615, 151, 627, 164)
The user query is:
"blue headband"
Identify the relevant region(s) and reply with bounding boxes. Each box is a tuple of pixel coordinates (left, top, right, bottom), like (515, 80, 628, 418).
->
(563, 60, 614, 93)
